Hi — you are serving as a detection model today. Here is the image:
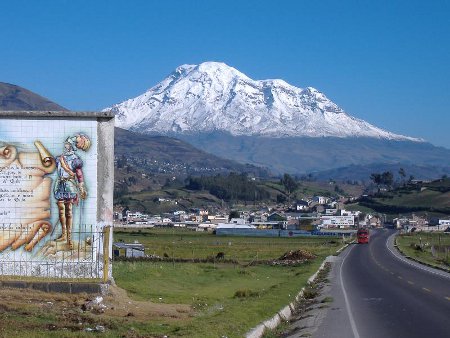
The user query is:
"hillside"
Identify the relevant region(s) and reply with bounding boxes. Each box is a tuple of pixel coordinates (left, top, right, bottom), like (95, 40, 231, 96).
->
(311, 163, 450, 182)
(114, 128, 270, 195)
(178, 133, 450, 177)
(347, 178, 450, 216)
(0, 82, 67, 111)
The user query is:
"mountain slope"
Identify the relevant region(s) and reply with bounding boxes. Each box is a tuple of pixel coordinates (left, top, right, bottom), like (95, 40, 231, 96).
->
(176, 133, 450, 176)
(106, 62, 419, 141)
(0, 82, 67, 111)
(114, 127, 269, 177)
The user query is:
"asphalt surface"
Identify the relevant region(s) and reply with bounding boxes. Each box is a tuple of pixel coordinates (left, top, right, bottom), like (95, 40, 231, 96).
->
(289, 229, 450, 338)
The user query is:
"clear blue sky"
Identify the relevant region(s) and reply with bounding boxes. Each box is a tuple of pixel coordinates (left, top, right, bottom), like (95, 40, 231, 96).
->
(2, 0, 449, 148)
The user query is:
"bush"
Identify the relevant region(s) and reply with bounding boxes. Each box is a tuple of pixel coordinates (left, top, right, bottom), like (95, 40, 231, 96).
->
(303, 287, 319, 299)
(234, 289, 260, 298)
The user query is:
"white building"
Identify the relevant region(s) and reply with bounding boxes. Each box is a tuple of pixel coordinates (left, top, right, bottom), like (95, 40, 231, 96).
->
(320, 215, 355, 229)
(313, 196, 329, 204)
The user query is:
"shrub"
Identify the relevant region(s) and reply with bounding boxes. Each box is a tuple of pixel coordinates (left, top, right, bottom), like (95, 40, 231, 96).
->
(234, 289, 260, 298)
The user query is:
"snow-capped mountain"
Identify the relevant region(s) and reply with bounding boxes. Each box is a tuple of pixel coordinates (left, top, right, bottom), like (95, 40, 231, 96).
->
(105, 62, 420, 141)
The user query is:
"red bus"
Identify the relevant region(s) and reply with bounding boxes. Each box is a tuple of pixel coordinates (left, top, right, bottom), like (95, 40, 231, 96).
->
(357, 228, 369, 244)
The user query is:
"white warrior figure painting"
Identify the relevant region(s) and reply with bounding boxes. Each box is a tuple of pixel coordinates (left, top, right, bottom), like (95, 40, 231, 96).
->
(53, 134, 91, 249)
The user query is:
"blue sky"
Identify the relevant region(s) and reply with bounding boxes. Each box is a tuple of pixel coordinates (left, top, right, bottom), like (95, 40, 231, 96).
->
(1, 0, 449, 148)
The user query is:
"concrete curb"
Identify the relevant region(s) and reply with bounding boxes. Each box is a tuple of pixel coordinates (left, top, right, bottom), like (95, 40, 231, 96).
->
(0, 280, 110, 294)
(245, 253, 338, 338)
(394, 236, 450, 273)
(335, 240, 354, 255)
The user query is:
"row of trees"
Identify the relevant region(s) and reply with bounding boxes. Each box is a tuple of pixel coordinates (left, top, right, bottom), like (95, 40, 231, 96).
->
(186, 173, 270, 201)
(370, 168, 415, 190)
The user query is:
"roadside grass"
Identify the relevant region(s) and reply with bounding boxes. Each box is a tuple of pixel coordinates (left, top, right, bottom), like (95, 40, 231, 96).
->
(111, 229, 343, 337)
(113, 260, 323, 337)
(396, 232, 450, 270)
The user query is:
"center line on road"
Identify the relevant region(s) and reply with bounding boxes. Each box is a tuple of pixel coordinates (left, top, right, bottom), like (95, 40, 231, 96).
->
(407, 281, 414, 285)
(422, 287, 431, 292)
(397, 276, 403, 279)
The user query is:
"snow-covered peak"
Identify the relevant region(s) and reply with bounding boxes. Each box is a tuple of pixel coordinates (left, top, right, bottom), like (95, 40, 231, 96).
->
(105, 61, 421, 142)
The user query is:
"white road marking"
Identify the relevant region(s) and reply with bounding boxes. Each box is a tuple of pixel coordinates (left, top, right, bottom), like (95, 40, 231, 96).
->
(385, 233, 450, 280)
(340, 244, 361, 338)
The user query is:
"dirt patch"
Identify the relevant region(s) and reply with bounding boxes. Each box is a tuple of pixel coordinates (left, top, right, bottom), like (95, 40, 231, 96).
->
(278, 249, 316, 261)
(269, 249, 317, 266)
(0, 284, 192, 335)
(103, 285, 192, 320)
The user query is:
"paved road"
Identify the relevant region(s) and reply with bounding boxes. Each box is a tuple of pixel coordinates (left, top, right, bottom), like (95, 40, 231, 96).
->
(288, 229, 450, 338)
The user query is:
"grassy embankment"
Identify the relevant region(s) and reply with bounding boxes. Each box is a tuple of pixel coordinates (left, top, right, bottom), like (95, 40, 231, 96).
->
(353, 178, 450, 217)
(112, 228, 346, 337)
(396, 232, 450, 270)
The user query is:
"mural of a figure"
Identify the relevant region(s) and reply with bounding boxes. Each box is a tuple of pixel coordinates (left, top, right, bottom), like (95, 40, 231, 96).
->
(53, 134, 91, 249)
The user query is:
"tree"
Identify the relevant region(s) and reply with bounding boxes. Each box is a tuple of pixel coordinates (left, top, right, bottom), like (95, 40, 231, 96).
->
(398, 167, 406, 186)
(381, 171, 394, 188)
(281, 173, 298, 202)
(229, 210, 240, 220)
(370, 171, 393, 191)
(276, 193, 287, 203)
(370, 173, 382, 185)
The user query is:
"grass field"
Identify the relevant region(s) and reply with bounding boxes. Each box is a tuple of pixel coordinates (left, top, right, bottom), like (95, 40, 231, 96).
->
(113, 228, 343, 263)
(111, 228, 345, 337)
(396, 232, 450, 270)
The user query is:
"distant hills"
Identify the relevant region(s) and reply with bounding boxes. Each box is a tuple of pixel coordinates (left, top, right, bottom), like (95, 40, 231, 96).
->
(104, 62, 450, 178)
(114, 127, 269, 177)
(0, 82, 67, 111)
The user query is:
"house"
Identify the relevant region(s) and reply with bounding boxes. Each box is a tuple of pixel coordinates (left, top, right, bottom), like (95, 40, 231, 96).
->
(113, 242, 145, 258)
(313, 196, 329, 205)
(296, 200, 310, 211)
(368, 215, 382, 227)
(229, 218, 247, 224)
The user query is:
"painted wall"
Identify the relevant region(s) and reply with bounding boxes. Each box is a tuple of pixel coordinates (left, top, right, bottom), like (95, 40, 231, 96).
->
(0, 112, 114, 279)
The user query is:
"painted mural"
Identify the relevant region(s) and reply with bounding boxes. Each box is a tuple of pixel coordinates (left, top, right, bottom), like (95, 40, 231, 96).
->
(0, 119, 101, 278)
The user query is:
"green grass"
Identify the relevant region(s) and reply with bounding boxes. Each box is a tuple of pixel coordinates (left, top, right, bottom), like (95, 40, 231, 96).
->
(344, 203, 376, 214)
(113, 260, 322, 337)
(110, 228, 345, 337)
(396, 232, 450, 270)
(114, 228, 342, 263)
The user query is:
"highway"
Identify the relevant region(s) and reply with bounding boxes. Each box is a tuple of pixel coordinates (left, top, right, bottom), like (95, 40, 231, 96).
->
(288, 229, 450, 338)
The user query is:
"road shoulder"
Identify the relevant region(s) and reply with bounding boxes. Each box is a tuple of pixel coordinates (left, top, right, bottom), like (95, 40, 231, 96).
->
(386, 232, 450, 280)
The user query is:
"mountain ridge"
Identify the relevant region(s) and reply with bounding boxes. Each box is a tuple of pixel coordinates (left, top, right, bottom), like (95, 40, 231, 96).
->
(105, 61, 420, 141)
(0, 82, 67, 111)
